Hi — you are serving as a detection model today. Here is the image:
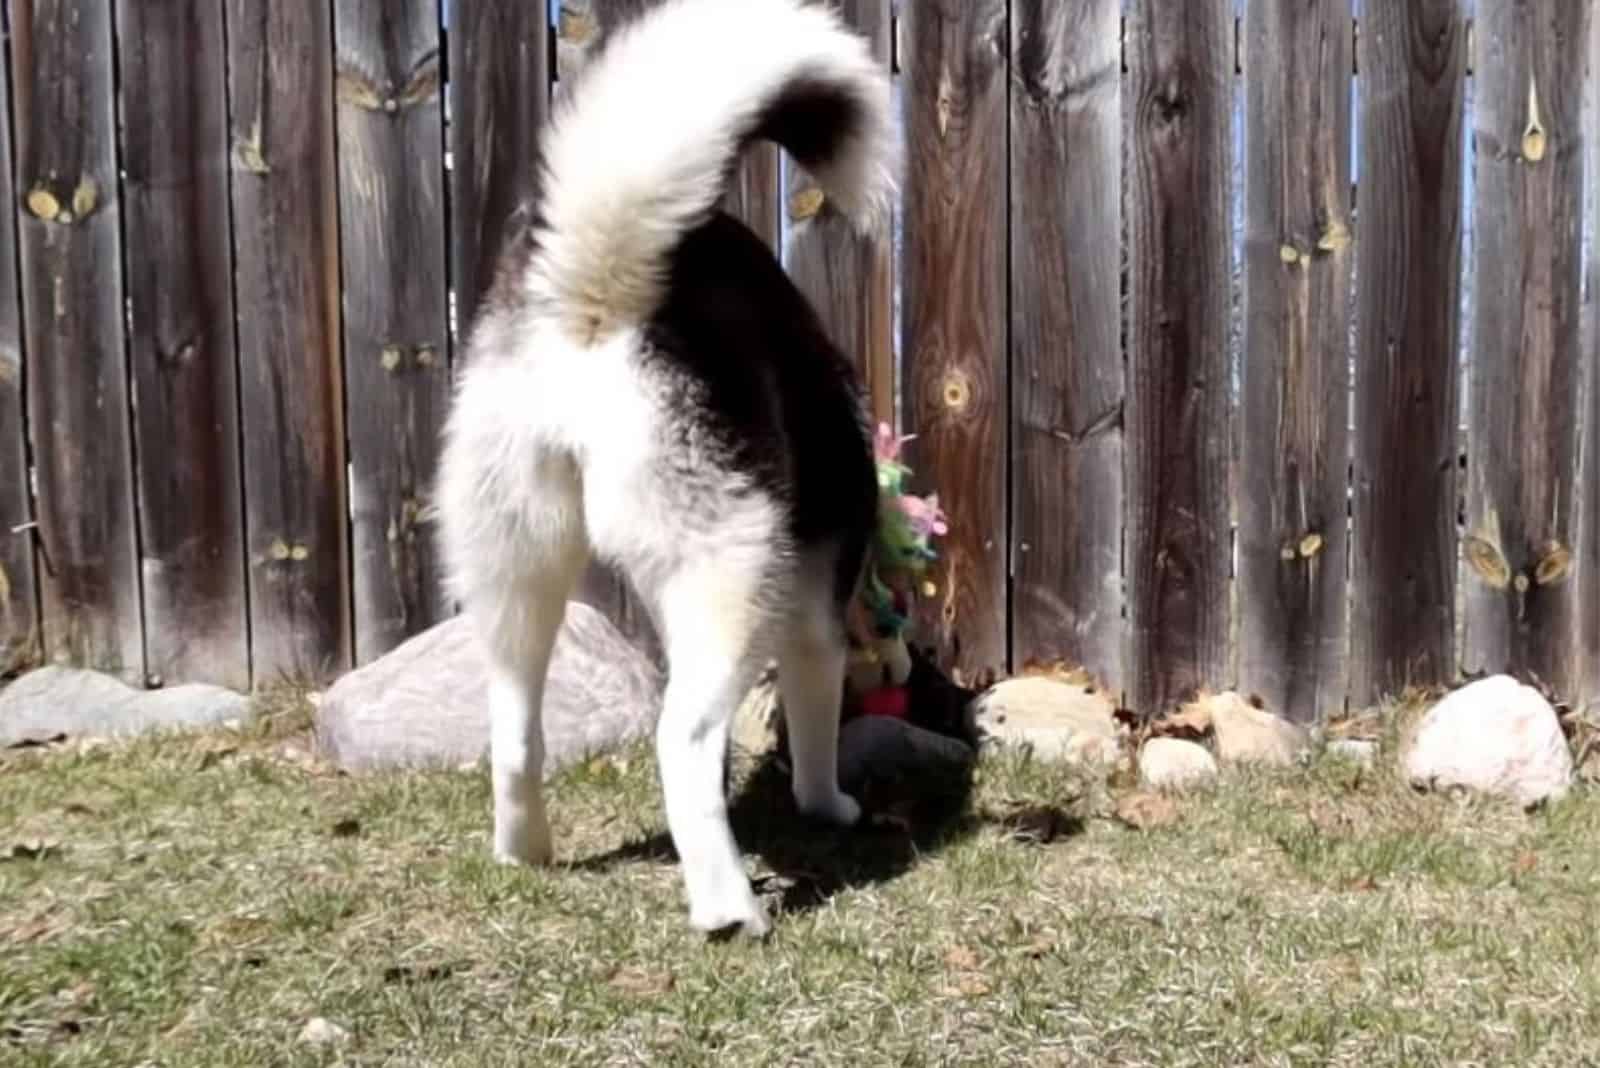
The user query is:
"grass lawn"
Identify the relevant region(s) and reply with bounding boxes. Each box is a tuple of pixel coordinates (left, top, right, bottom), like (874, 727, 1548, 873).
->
(3, 689, 1599, 1067)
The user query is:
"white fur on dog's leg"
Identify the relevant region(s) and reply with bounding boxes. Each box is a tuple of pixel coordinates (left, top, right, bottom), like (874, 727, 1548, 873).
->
(480, 573, 574, 868)
(779, 626, 861, 828)
(489, 664, 555, 866)
(656, 669, 770, 938)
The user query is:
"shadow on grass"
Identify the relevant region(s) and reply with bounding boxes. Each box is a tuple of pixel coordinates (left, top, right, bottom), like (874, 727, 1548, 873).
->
(567, 751, 983, 918)
(570, 647, 1088, 918)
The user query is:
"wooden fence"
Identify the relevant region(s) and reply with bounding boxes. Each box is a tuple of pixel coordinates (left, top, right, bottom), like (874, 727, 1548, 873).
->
(1, 1, 1597, 722)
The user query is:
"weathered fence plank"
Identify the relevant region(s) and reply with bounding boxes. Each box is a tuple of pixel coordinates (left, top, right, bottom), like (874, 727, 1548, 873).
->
(0, 14, 39, 672)
(1583, 10, 1600, 712)
(727, 144, 781, 251)
(784, 0, 894, 421)
(900, 0, 1010, 679)
(1123, 0, 1235, 716)
(10, 1, 143, 681)
(1237, 0, 1353, 723)
(1349, 0, 1468, 707)
(1009, 0, 1123, 691)
(114, 0, 248, 689)
(336, 1, 451, 664)
(1461, 1, 1594, 699)
(226, 1, 350, 683)
(449, 0, 549, 344)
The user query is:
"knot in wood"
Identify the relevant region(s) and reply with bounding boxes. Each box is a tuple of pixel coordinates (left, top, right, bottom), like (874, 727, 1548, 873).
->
(941, 371, 972, 412)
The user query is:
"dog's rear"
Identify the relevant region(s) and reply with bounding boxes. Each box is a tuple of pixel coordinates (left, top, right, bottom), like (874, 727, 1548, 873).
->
(434, 0, 899, 938)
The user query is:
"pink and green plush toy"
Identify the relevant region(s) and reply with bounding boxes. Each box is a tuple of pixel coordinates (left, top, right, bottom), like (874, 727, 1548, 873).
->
(846, 423, 949, 719)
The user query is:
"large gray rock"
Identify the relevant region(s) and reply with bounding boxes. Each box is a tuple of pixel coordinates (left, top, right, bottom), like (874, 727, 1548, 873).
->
(315, 604, 664, 774)
(1402, 674, 1572, 808)
(0, 665, 250, 747)
(971, 676, 1120, 766)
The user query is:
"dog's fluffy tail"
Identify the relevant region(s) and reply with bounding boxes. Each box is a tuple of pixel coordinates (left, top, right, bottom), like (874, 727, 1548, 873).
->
(530, 0, 898, 341)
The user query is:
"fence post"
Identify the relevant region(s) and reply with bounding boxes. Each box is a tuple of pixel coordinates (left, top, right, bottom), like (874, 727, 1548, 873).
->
(1008, 0, 1124, 694)
(1582, 8, 1600, 715)
(225, 1, 351, 684)
(1349, 0, 1468, 707)
(900, 0, 1010, 681)
(784, 0, 895, 424)
(335, 1, 452, 665)
(1461, 1, 1594, 701)
(0, 10, 39, 674)
(1236, 0, 1354, 723)
(1123, 0, 1235, 717)
(10, 0, 144, 683)
(114, 0, 249, 690)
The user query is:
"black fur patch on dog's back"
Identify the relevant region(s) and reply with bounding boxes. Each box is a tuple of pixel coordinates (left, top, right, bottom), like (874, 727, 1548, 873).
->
(642, 211, 877, 607)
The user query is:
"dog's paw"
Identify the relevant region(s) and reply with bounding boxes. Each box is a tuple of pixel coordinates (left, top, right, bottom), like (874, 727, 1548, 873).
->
(689, 888, 771, 940)
(493, 818, 554, 866)
(796, 788, 862, 829)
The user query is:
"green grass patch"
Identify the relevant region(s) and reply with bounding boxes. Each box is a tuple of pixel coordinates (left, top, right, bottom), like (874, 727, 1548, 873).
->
(3, 697, 1598, 1066)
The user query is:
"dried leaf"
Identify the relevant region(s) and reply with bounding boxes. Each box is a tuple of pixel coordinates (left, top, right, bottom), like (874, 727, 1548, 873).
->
(948, 972, 993, 997)
(1148, 703, 1213, 741)
(1348, 875, 1378, 893)
(6, 913, 60, 944)
(992, 802, 1082, 845)
(1512, 851, 1538, 876)
(6, 837, 61, 862)
(383, 960, 469, 986)
(944, 945, 980, 971)
(1015, 659, 1095, 689)
(6, 732, 67, 751)
(197, 744, 239, 770)
(1113, 791, 1181, 831)
(607, 964, 675, 997)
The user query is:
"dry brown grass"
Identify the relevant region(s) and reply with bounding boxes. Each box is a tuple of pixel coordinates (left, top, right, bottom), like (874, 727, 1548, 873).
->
(3, 690, 1599, 1066)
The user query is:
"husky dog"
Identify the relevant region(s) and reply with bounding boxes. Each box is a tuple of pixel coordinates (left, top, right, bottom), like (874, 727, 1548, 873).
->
(433, 0, 899, 938)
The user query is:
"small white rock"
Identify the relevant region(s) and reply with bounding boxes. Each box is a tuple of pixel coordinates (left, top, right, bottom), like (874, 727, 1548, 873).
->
(1326, 738, 1378, 767)
(299, 1017, 349, 1046)
(1402, 674, 1573, 808)
(1138, 737, 1218, 789)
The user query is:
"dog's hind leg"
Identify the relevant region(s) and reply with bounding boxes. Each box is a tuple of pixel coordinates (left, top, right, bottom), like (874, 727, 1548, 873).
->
(453, 468, 588, 869)
(777, 566, 862, 828)
(652, 560, 775, 938)
(482, 568, 581, 867)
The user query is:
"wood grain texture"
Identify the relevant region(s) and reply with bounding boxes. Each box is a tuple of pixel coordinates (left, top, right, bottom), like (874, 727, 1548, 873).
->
(1123, 0, 1235, 716)
(1461, 1, 1593, 699)
(1008, 0, 1124, 691)
(0, 16, 39, 670)
(900, 0, 1009, 678)
(1349, 0, 1468, 706)
(784, 0, 893, 421)
(1582, 9, 1600, 711)
(10, 1, 143, 681)
(114, 0, 248, 689)
(1237, 0, 1353, 723)
(449, 0, 548, 344)
(336, 0, 450, 665)
(226, 1, 350, 683)
(726, 143, 781, 250)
